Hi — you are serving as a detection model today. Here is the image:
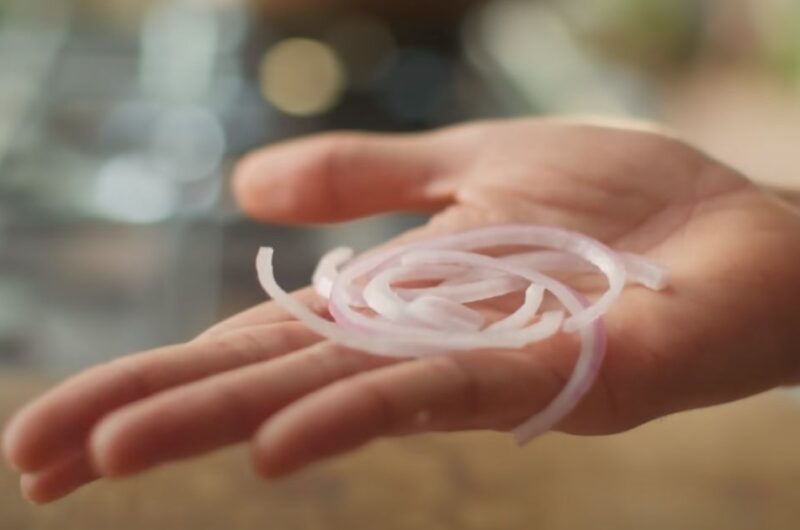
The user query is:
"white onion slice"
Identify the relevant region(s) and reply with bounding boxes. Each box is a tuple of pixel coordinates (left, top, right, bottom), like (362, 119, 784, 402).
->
(312, 247, 354, 299)
(328, 225, 626, 333)
(620, 252, 669, 290)
(512, 294, 606, 444)
(262, 248, 565, 352)
(405, 296, 485, 331)
(504, 250, 593, 271)
(363, 264, 466, 320)
(257, 224, 668, 446)
(486, 284, 545, 332)
(393, 249, 609, 442)
(259, 248, 440, 357)
(442, 251, 666, 291)
(506, 251, 668, 291)
(396, 276, 527, 303)
(401, 250, 587, 319)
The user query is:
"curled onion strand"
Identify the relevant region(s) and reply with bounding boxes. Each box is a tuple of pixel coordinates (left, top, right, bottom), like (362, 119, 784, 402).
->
(257, 225, 667, 445)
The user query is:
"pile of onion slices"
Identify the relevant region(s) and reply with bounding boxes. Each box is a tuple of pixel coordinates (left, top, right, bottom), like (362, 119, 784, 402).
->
(256, 225, 668, 444)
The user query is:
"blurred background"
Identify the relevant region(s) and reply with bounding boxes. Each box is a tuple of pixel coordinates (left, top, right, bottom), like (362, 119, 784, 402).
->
(1, 0, 800, 373)
(1, 0, 800, 528)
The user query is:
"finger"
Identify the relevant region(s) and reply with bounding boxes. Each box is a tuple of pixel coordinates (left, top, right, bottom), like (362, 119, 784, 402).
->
(15, 293, 325, 501)
(195, 287, 325, 340)
(88, 342, 397, 477)
(20, 455, 98, 505)
(3, 322, 321, 474)
(251, 347, 570, 478)
(233, 131, 462, 224)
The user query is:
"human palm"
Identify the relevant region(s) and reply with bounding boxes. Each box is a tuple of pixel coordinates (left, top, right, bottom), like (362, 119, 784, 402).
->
(5, 118, 800, 504)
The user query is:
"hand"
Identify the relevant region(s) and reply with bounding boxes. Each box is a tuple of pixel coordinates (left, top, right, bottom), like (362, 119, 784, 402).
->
(5, 118, 800, 504)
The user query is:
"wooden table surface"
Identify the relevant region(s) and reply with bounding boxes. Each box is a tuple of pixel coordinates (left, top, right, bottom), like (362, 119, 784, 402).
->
(2, 372, 800, 530)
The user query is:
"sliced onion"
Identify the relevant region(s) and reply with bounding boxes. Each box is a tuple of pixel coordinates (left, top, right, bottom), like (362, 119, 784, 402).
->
(263, 248, 565, 352)
(503, 250, 594, 271)
(396, 275, 527, 304)
(362, 264, 466, 320)
(395, 249, 609, 443)
(328, 225, 626, 333)
(443, 251, 666, 291)
(486, 284, 545, 332)
(620, 252, 669, 290)
(257, 224, 668, 446)
(513, 292, 606, 444)
(405, 295, 485, 331)
(506, 251, 668, 290)
(260, 248, 444, 357)
(312, 247, 354, 299)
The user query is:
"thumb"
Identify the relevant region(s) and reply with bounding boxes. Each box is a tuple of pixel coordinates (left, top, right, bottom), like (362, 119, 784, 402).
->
(232, 130, 462, 224)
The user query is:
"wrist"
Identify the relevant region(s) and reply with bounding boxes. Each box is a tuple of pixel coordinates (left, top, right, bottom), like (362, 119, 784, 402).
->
(782, 218, 800, 385)
(764, 184, 800, 211)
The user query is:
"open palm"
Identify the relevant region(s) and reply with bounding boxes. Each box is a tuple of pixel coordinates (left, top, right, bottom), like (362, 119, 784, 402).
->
(5, 118, 800, 504)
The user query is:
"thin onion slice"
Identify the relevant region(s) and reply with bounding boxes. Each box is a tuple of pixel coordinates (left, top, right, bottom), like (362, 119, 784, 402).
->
(257, 224, 668, 446)
(362, 264, 467, 320)
(486, 284, 545, 332)
(328, 225, 626, 333)
(395, 249, 608, 443)
(405, 295, 485, 331)
(312, 247, 353, 299)
(396, 275, 527, 304)
(261, 248, 565, 352)
(512, 291, 606, 444)
(442, 251, 667, 291)
(620, 252, 669, 290)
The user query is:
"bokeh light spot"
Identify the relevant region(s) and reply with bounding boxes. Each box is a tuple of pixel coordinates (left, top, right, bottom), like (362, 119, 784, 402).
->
(259, 38, 345, 116)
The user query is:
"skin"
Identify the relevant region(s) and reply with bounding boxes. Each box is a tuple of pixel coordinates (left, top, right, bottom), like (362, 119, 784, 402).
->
(4, 118, 800, 504)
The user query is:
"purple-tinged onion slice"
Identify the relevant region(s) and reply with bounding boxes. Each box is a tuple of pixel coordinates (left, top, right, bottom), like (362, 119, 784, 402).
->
(405, 295, 485, 331)
(260, 248, 564, 353)
(257, 224, 667, 445)
(312, 247, 353, 299)
(486, 284, 545, 332)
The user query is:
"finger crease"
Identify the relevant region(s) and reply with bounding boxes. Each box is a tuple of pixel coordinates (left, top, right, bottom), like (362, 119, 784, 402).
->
(432, 356, 481, 420)
(211, 384, 263, 437)
(353, 378, 398, 434)
(115, 361, 159, 401)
